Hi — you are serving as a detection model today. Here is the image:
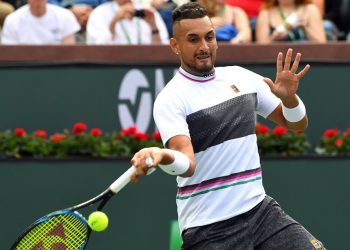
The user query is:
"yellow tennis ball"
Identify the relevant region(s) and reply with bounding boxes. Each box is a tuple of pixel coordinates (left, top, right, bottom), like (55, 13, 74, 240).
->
(88, 211, 109, 232)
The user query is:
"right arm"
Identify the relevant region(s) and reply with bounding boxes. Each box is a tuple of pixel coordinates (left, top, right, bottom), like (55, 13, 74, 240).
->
(256, 9, 273, 43)
(109, 3, 134, 36)
(229, 6, 251, 44)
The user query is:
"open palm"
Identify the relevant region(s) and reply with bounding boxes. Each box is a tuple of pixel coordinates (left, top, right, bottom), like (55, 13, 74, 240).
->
(264, 48, 310, 100)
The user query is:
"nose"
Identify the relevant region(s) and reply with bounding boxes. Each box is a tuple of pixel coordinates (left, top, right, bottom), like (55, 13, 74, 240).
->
(198, 38, 209, 52)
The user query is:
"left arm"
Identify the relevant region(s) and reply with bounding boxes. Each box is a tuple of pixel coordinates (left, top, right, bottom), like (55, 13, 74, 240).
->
(264, 48, 310, 131)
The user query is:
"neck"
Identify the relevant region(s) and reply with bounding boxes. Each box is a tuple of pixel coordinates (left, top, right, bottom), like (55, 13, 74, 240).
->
(30, 7, 46, 17)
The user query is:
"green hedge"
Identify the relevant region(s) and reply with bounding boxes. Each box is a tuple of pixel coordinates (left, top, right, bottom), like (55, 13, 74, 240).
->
(1, 122, 349, 158)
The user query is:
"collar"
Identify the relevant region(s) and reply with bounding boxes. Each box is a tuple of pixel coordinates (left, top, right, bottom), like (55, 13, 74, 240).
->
(178, 67, 216, 83)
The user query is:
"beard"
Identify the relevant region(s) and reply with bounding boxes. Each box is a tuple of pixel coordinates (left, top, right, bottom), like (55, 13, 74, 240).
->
(183, 53, 215, 76)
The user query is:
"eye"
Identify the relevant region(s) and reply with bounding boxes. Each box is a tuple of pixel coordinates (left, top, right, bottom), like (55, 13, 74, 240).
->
(206, 35, 214, 41)
(206, 32, 215, 41)
(188, 36, 198, 43)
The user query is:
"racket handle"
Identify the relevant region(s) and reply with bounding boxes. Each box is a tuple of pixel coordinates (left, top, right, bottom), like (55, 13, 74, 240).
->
(109, 157, 154, 194)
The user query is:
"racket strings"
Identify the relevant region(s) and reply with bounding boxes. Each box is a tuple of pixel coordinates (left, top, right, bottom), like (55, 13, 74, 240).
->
(16, 213, 88, 250)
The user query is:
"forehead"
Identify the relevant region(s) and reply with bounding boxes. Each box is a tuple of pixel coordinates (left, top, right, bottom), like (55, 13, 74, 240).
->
(177, 16, 214, 36)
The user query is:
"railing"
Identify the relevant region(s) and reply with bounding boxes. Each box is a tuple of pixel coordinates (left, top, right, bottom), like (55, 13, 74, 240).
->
(1, 42, 350, 65)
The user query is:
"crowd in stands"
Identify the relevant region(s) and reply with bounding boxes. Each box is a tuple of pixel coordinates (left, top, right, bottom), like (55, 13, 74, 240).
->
(0, 0, 349, 44)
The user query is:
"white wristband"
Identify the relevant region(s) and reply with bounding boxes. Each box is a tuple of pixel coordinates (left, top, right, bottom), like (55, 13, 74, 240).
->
(159, 149, 190, 175)
(281, 95, 306, 122)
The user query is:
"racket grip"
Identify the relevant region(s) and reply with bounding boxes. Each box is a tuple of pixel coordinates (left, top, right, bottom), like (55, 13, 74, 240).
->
(109, 157, 154, 194)
(109, 166, 136, 194)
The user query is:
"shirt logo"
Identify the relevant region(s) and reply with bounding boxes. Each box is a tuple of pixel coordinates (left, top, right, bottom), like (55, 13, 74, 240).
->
(230, 84, 240, 94)
(310, 239, 323, 249)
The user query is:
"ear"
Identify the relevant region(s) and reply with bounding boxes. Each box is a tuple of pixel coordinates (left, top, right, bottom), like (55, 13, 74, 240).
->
(170, 38, 180, 55)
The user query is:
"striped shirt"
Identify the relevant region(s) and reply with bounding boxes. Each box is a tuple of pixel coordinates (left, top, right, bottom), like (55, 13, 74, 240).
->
(153, 66, 280, 232)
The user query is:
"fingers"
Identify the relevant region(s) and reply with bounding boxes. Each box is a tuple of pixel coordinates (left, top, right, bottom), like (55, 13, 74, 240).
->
(279, 49, 309, 77)
(283, 48, 293, 71)
(297, 64, 311, 79)
(276, 52, 283, 73)
(132, 155, 152, 176)
(131, 147, 161, 179)
(290, 52, 301, 73)
(130, 173, 139, 183)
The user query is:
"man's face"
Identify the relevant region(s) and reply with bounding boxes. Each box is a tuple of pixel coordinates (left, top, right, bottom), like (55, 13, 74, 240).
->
(28, 0, 47, 16)
(171, 16, 218, 76)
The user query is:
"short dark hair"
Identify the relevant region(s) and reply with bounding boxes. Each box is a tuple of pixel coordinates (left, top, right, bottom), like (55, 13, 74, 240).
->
(172, 2, 208, 24)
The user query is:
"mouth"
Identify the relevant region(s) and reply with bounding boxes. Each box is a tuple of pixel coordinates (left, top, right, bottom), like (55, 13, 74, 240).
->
(196, 54, 210, 61)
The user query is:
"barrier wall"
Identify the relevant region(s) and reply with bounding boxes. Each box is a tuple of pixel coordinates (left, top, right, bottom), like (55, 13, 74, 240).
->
(0, 158, 348, 250)
(1, 43, 350, 144)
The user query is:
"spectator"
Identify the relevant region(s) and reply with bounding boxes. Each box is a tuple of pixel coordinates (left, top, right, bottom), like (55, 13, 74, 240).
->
(196, 0, 251, 43)
(256, 0, 326, 43)
(1, 0, 80, 44)
(86, 0, 169, 44)
(48, 0, 107, 41)
(0, 0, 14, 28)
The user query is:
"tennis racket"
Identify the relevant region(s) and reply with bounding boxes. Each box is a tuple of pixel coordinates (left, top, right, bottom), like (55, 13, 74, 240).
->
(11, 158, 154, 250)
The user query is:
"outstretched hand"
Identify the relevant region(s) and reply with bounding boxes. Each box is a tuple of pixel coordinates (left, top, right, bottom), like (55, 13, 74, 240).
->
(263, 48, 310, 101)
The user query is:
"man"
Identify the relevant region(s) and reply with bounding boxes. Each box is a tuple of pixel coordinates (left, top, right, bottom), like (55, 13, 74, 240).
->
(86, 0, 169, 44)
(131, 2, 326, 249)
(1, 0, 80, 44)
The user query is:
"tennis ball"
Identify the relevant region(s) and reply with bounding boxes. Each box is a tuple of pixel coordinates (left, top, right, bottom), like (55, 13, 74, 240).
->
(88, 211, 109, 232)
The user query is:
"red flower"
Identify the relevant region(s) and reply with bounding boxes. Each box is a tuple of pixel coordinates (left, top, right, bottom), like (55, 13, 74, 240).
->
(323, 129, 339, 138)
(34, 130, 47, 139)
(153, 131, 161, 141)
(14, 128, 26, 137)
(133, 132, 150, 140)
(273, 126, 288, 136)
(334, 139, 343, 148)
(50, 133, 66, 142)
(256, 124, 269, 135)
(121, 126, 137, 135)
(72, 122, 88, 135)
(90, 128, 102, 137)
(346, 128, 350, 136)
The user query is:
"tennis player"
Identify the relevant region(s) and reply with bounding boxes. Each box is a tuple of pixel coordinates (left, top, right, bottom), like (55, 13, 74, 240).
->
(131, 2, 326, 249)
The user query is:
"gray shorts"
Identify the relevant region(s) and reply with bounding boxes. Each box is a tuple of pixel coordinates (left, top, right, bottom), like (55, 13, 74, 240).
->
(181, 195, 326, 250)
